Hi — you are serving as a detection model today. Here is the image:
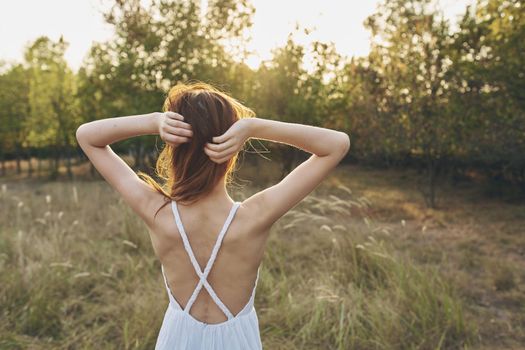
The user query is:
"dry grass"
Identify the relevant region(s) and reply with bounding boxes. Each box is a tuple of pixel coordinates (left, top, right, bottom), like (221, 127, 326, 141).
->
(332, 164, 525, 349)
(2, 161, 521, 349)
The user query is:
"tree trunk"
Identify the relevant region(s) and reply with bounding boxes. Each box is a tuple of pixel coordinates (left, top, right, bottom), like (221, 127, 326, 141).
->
(51, 144, 60, 179)
(66, 147, 72, 179)
(27, 152, 33, 178)
(14, 142, 24, 175)
(37, 157, 42, 176)
(424, 156, 440, 209)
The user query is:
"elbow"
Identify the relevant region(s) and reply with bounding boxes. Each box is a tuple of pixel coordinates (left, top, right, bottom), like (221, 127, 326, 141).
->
(336, 132, 351, 158)
(75, 124, 89, 147)
(75, 124, 84, 144)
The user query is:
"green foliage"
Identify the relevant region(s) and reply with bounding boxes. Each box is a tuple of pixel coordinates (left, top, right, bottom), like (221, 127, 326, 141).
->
(448, 0, 525, 175)
(336, 0, 524, 206)
(25, 37, 80, 149)
(0, 64, 29, 160)
(0, 0, 523, 196)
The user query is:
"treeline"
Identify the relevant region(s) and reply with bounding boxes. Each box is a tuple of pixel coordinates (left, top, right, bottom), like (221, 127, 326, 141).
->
(0, 0, 523, 207)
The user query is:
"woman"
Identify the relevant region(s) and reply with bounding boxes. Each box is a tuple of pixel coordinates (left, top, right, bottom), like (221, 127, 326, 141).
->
(76, 82, 350, 349)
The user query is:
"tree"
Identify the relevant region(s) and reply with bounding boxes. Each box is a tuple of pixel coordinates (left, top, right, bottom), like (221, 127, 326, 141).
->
(24, 36, 80, 179)
(364, 0, 456, 207)
(77, 0, 255, 173)
(0, 64, 30, 175)
(449, 0, 525, 188)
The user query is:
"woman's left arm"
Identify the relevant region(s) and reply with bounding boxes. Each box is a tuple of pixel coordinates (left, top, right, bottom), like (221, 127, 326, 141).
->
(75, 111, 192, 224)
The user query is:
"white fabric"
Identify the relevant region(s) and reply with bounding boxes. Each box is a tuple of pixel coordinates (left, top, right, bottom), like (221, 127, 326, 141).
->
(155, 200, 263, 350)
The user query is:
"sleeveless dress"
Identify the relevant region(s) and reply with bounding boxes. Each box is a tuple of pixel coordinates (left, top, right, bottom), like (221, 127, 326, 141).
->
(155, 200, 263, 350)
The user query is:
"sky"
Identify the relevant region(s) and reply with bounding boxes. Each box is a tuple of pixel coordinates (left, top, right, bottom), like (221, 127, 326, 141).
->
(0, 0, 474, 71)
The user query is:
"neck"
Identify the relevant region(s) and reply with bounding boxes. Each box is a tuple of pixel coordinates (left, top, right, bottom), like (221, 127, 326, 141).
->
(182, 176, 233, 208)
(207, 177, 231, 201)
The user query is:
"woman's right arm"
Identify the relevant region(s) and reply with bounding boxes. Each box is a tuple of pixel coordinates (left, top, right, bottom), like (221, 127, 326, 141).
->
(205, 117, 350, 229)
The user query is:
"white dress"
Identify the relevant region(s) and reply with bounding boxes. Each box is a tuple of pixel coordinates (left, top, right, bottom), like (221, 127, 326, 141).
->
(155, 200, 263, 350)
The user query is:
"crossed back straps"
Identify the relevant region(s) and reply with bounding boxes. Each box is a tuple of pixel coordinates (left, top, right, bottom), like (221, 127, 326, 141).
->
(162, 200, 241, 320)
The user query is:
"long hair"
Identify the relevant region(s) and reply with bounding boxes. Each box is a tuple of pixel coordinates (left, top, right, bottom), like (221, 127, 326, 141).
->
(138, 82, 255, 217)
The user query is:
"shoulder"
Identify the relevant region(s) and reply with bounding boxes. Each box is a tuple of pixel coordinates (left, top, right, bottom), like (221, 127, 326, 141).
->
(139, 189, 173, 230)
(235, 197, 272, 238)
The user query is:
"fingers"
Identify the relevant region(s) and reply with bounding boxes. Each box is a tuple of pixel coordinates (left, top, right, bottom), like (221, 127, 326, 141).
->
(161, 113, 193, 140)
(159, 114, 239, 161)
(206, 131, 239, 163)
(203, 145, 235, 159)
(203, 143, 238, 164)
(165, 117, 192, 130)
(162, 125, 193, 138)
(164, 111, 184, 121)
(171, 127, 193, 137)
(204, 138, 235, 153)
(212, 132, 229, 143)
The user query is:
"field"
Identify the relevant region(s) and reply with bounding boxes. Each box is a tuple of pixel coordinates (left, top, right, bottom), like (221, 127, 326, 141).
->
(0, 160, 524, 349)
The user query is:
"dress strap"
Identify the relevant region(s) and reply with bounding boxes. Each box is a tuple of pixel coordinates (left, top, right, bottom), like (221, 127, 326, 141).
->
(170, 200, 241, 319)
(250, 266, 261, 303)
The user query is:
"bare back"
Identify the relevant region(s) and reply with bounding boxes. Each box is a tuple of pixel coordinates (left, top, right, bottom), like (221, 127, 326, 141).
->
(126, 117, 349, 326)
(147, 196, 270, 324)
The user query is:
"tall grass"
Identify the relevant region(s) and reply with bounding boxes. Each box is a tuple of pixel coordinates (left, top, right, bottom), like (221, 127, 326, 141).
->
(258, 192, 472, 349)
(0, 181, 474, 349)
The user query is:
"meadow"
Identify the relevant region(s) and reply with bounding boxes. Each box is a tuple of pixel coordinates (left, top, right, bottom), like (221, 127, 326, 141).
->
(1, 0, 524, 348)
(1, 159, 523, 349)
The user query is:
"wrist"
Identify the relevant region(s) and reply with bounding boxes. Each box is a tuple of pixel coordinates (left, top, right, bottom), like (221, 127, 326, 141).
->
(150, 112, 162, 133)
(243, 117, 260, 139)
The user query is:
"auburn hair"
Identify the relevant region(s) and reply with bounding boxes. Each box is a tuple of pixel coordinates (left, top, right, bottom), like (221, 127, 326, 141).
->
(138, 82, 255, 217)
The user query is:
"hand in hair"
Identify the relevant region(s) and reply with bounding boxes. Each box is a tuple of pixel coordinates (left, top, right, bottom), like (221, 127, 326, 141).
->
(204, 118, 251, 164)
(158, 111, 193, 147)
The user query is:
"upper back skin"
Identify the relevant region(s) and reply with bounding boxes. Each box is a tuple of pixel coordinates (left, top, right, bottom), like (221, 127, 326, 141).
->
(146, 192, 270, 324)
